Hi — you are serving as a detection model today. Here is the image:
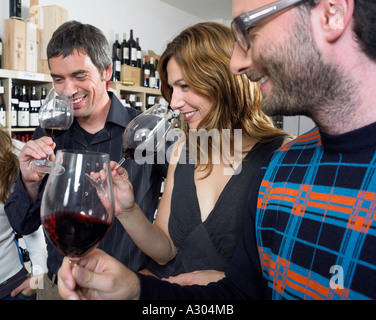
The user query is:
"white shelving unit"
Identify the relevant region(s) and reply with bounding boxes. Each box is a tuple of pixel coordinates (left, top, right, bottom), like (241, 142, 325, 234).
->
(0, 69, 53, 136)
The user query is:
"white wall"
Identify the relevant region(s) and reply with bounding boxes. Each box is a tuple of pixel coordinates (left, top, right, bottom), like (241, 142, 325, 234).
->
(1, 0, 204, 56)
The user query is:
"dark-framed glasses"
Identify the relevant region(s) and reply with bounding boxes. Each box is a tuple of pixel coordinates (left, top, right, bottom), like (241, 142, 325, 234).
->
(231, 0, 307, 52)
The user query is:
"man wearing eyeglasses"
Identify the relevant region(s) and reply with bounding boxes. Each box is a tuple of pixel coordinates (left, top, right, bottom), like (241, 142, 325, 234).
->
(58, 0, 376, 300)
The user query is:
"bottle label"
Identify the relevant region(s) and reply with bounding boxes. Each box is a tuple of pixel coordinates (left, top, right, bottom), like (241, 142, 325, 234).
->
(149, 77, 156, 89)
(116, 61, 121, 72)
(123, 48, 129, 59)
(30, 100, 41, 107)
(144, 69, 150, 79)
(30, 112, 39, 127)
(0, 110, 6, 127)
(137, 51, 142, 60)
(19, 102, 29, 109)
(18, 110, 30, 127)
(11, 110, 17, 126)
(131, 48, 137, 62)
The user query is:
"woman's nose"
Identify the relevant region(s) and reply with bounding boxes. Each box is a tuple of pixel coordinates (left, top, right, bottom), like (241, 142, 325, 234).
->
(169, 91, 185, 110)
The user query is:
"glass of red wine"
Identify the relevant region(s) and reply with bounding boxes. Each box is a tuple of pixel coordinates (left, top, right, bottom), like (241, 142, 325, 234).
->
(30, 88, 73, 175)
(41, 150, 115, 258)
(117, 104, 180, 167)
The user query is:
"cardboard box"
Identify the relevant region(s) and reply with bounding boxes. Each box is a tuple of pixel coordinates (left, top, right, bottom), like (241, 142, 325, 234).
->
(26, 22, 38, 72)
(121, 65, 141, 86)
(39, 5, 68, 61)
(4, 19, 26, 71)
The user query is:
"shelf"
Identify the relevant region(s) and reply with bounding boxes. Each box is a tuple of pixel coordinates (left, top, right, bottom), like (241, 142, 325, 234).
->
(109, 82, 162, 111)
(0, 68, 53, 137)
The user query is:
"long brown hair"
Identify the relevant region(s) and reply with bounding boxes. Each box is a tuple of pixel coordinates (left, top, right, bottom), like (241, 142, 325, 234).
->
(0, 127, 20, 203)
(159, 22, 289, 174)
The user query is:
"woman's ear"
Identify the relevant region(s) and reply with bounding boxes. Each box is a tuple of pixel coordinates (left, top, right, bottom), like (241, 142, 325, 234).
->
(321, 0, 354, 42)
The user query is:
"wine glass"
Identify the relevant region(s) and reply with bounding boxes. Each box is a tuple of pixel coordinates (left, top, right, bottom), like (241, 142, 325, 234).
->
(41, 150, 115, 258)
(117, 104, 180, 167)
(30, 88, 74, 174)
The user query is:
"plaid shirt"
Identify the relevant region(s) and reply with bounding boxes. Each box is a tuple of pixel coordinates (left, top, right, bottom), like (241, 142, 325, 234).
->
(138, 124, 376, 300)
(256, 125, 376, 299)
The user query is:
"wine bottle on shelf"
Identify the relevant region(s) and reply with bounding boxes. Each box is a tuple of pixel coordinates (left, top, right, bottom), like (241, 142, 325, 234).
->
(136, 38, 142, 68)
(147, 96, 156, 109)
(0, 80, 6, 127)
(149, 57, 156, 89)
(112, 34, 121, 81)
(121, 33, 129, 66)
(18, 85, 30, 128)
(9, 0, 22, 19)
(135, 96, 143, 111)
(155, 59, 160, 89)
(11, 85, 19, 128)
(129, 94, 136, 109)
(41, 87, 47, 105)
(128, 29, 137, 67)
(142, 56, 150, 88)
(0, 38, 3, 69)
(30, 86, 40, 127)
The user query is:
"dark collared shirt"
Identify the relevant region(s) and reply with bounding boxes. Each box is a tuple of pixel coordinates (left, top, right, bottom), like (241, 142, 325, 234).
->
(5, 92, 167, 274)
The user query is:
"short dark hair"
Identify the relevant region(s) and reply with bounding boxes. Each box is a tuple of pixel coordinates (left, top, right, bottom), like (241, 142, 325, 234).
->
(47, 20, 112, 74)
(305, 0, 376, 61)
(353, 0, 376, 61)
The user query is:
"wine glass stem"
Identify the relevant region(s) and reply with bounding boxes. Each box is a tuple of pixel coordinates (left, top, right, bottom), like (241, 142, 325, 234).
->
(115, 157, 125, 170)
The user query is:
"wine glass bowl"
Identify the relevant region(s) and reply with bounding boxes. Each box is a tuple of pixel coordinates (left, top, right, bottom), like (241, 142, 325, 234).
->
(30, 88, 74, 174)
(119, 104, 179, 166)
(41, 150, 115, 258)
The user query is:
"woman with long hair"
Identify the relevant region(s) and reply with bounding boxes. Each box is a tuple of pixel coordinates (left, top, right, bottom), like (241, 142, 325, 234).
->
(112, 22, 291, 285)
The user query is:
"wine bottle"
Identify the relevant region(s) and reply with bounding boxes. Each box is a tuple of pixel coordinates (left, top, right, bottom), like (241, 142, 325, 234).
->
(112, 34, 121, 81)
(11, 85, 19, 128)
(136, 38, 142, 68)
(0, 80, 6, 127)
(9, 0, 22, 19)
(128, 29, 137, 67)
(129, 94, 136, 109)
(149, 57, 156, 89)
(18, 85, 30, 128)
(41, 87, 47, 105)
(29, 86, 40, 127)
(0, 38, 3, 69)
(155, 59, 160, 89)
(135, 96, 143, 111)
(142, 56, 150, 88)
(121, 33, 129, 66)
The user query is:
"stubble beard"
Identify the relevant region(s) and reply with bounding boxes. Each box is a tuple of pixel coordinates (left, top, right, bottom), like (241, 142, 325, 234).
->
(255, 8, 358, 132)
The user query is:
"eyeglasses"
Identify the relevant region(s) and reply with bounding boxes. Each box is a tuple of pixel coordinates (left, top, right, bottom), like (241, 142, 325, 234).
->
(231, 0, 307, 52)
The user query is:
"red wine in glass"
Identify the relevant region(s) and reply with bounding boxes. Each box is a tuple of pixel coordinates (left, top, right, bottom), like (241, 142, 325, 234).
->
(41, 150, 115, 258)
(30, 88, 73, 174)
(43, 211, 111, 257)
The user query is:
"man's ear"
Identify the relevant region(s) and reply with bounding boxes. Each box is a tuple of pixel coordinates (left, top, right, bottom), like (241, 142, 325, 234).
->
(102, 65, 113, 82)
(321, 0, 354, 42)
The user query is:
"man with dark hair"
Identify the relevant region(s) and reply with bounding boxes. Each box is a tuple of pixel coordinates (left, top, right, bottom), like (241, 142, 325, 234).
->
(5, 21, 167, 299)
(58, 0, 376, 300)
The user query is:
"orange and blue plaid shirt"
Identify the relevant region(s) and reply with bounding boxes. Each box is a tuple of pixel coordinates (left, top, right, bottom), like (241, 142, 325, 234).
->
(255, 125, 376, 299)
(139, 124, 376, 300)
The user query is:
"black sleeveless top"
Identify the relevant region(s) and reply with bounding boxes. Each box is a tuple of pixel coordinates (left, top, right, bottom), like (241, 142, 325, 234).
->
(146, 136, 286, 278)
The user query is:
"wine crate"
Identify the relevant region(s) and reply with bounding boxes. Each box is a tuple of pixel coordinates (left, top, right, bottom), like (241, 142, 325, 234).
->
(26, 22, 38, 73)
(3, 19, 26, 71)
(39, 5, 68, 61)
(121, 65, 141, 86)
